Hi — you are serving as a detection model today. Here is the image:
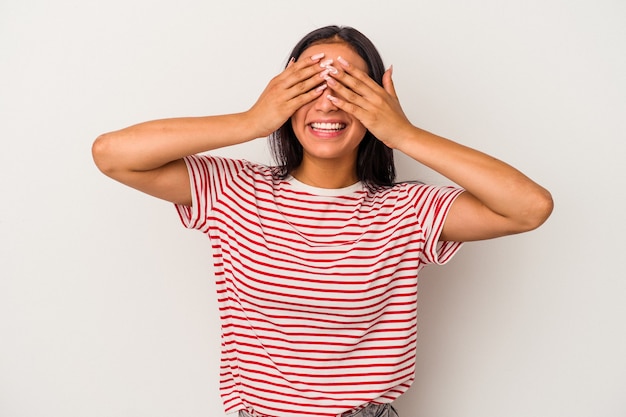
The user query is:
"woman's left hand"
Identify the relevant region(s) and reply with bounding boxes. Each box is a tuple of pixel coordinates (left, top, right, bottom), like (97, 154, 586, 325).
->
(324, 57, 414, 149)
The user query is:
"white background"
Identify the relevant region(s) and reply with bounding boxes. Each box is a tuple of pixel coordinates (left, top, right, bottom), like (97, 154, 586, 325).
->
(1, 1, 625, 416)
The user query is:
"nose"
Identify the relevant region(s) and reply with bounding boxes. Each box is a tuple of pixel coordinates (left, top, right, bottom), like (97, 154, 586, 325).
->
(313, 88, 339, 112)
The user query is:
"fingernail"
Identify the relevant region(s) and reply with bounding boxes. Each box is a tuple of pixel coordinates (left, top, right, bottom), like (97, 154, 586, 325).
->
(315, 83, 328, 93)
(326, 65, 338, 75)
(337, 56, 349, 67)
(320, 59, 334, 68)
(327, 94, 338, 102)
(319, 69, 330, 78)
(311, 53, 325, 61)
(287, 57, 295, 67)
(324, 76, 337, 86)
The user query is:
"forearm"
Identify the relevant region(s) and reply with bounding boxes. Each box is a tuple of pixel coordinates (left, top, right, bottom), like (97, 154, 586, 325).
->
(396, 126, 553, 228)
(92, 112, 260, 174)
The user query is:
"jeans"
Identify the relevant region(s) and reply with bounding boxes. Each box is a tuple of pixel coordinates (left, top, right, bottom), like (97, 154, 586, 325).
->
(340, 403, 399, 417)
(238, 402, 399, 417)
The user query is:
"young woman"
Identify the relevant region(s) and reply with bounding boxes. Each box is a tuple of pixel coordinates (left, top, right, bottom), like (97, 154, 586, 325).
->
(92, 25, 553, 417)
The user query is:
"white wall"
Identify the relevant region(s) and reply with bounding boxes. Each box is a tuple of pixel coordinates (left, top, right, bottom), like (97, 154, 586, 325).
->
(1, 1, 624, 416)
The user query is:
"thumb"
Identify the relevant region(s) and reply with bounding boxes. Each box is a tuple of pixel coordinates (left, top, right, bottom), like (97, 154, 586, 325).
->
(382, 65, 397, 98)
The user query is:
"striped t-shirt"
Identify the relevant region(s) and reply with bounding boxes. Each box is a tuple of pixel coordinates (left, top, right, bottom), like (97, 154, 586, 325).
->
(175, 155, 464, 417)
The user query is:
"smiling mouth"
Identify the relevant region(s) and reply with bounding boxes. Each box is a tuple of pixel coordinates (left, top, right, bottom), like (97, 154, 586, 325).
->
(310, 122, 346, 133)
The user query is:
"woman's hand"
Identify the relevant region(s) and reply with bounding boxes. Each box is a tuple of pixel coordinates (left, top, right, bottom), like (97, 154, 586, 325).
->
(247, 53, 330, 137)
(323, 57, 415, 149)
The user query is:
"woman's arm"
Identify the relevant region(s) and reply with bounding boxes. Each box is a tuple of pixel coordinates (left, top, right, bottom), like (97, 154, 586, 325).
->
(92, 114, 262, 205)
(325, 59, 553, 242)
(393, 127, 554, 242)
(92, 53, 330, 205)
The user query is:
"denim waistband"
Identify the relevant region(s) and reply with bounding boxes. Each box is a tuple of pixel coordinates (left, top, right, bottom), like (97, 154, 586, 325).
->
(238, 402, 398, 417)
(339, 403, 398, 417)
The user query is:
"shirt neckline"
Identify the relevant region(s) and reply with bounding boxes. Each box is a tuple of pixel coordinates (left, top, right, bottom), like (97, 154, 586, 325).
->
(286, 176, 364, 196)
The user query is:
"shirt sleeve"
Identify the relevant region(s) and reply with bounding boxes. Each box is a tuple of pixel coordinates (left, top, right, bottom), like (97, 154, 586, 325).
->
(174, 154, 246, 233)
(408, 183, 465, 266)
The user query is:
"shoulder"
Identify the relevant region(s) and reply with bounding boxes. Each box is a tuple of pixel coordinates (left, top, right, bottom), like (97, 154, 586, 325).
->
(368, 180, 451, 198)
(187, 154, 274, 177)
(371, 181, 464, 211)
(393, 180, 462, 197)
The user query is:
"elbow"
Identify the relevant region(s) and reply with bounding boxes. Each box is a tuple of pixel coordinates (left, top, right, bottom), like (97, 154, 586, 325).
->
(92, 133, 118, 176)
(520, 188, 554, 232)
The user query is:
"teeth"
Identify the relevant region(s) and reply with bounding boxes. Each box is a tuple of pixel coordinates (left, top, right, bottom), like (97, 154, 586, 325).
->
(311, 122, 345, 130)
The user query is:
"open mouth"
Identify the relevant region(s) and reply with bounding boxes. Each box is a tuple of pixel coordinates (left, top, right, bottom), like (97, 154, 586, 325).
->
(309, 122, 346, 133)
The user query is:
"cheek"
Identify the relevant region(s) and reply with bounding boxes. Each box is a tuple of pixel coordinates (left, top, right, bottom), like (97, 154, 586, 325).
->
(353, 123, 367, 140)
(290, 107, 308, 129)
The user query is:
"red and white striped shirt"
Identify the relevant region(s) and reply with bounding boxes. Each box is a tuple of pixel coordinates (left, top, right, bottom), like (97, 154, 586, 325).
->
(175, 155, 463, 417)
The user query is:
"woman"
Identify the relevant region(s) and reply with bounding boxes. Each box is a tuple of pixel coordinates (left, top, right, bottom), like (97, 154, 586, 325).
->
(92, 25, 552, 417)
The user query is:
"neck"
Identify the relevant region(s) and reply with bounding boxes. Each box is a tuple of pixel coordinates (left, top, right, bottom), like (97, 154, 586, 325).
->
(292, 158, 358, 189)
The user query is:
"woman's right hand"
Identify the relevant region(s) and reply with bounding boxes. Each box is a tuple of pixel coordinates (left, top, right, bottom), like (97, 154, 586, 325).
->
(92, 53, 330, 206)
(246, 53, 329, 137)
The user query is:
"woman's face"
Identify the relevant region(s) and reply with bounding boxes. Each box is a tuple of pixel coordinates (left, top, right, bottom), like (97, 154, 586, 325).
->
(291, 42, 369, 167)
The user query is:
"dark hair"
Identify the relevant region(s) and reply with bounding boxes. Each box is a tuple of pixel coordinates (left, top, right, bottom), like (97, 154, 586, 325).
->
(269, 25, 396, 189)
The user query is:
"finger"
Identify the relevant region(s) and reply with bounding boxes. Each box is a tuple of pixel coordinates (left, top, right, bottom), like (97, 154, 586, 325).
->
(325, 93, 367, 122)
(324, 73, 372, 113)
(281, 53, 328, 90)
(286, 54, 341, 98)
(289, 82, 328, 107)
(288, 66, 332, 100)
(334, 56, 381, 96)
(382, 65, 397, 99)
